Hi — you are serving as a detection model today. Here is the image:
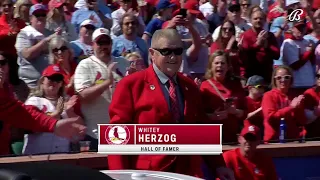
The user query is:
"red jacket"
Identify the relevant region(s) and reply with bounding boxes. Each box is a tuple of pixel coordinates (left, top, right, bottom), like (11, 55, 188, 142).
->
(303, 87, 320, 138)
(0, 88, 57, 154)
(223, 148, 278, 180)
(244, 96, 263, 129)
(262, 89, 306, 142)
(200, 78, 247, 143)
(108, 66, 225, 177)
(240, 29, 280, 83)
(0, 15, 26, 56)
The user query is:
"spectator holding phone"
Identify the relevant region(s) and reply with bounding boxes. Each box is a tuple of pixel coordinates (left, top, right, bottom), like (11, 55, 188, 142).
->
(201, 50, 246, 143)
(244, 75, 265, 132)
(124, 52, 145, 76)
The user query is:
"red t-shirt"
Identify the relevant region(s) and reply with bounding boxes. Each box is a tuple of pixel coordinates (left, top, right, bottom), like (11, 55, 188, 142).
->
(223, 148, 278, 180)
(244, 96, 263, 128)
(0, 15, 26, 56)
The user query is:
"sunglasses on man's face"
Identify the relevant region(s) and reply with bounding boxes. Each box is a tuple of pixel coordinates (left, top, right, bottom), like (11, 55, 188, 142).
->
(316, 74, 320, 79)
(153, 48, 184, 56)
(46, 75, 64, 82)
(52, 46, 68, 53)
(0, 59, 8, 66)
(241, 3, 251, 7)
(274, 75, 291, 81)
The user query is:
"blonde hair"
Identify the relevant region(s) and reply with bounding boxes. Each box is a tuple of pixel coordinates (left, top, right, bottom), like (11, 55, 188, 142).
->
(31, 76, 65, 98)
(151, 29, 183, 48)
(271, 65, 294, 88)
(125, 52, 142, 61)
(13, 0, 31, 18)
(204, 50, 230, 80)
(48, 35, 74, 64)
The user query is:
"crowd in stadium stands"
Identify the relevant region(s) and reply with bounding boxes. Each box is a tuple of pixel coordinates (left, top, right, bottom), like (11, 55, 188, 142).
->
(0, 0, 319, 179)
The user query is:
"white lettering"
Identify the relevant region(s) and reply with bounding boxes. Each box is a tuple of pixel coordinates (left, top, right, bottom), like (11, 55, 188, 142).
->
(138, 134, 177, 143)
(288, 9, 303, 22)
(138, 127, 160, 133)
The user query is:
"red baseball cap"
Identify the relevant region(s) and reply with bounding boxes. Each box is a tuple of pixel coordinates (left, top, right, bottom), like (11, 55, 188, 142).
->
(48, 0, 66, 10)
(184, 0, 201, 15)
(42, 65, 64, 78)
(240, 125, 260, 139)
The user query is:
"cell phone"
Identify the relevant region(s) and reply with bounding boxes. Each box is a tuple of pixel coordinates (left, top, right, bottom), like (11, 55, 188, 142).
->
(225, 97, 234, 104)
(179, 8, 187, 18)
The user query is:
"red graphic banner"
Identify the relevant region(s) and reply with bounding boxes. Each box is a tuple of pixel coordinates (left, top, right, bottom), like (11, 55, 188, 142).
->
(99, 124, 221, 145)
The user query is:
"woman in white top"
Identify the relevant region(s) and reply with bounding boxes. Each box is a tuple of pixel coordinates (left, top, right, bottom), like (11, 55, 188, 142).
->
(22, 65, 80, 155)
(46, 2, 77, 41)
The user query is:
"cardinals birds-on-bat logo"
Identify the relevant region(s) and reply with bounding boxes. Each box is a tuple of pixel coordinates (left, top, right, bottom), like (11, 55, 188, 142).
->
(95, 71, 106, 85)
(105, 125, 130, 145)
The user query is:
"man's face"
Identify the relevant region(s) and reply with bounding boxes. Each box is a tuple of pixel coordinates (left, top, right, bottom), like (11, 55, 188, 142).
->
(122, 16, 137, 36)
(149, 37, 183, 77)
(0, 0, 13, 15)
(93, 35, 112, 59)
(227, 9, 241, 23)
(251, 11, 265, 29)
(79, 25, 95, 40)
(238, 134, 259, 154)
(30, 10, 47, 29)
(292, 24, 306, 39)
(87, 0, 97, 10)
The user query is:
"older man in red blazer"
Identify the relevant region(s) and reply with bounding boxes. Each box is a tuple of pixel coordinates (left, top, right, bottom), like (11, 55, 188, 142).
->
(108, 28, 235, 180)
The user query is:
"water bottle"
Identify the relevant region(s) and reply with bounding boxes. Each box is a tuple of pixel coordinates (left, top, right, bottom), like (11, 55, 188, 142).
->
(279, 118, 286, 143)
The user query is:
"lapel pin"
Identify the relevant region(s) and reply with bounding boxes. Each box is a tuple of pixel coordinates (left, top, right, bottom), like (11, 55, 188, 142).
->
(185, 87, 188, 91)
(150, 85, 155, 90)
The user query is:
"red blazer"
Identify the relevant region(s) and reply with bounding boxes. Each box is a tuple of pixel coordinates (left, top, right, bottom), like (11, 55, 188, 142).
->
(303, 87, 320, 138)
(200, 78, 247, 143)
(108, 66, 225, 177)
(223, 148, 278, 180)
(262, 89, 306, 142)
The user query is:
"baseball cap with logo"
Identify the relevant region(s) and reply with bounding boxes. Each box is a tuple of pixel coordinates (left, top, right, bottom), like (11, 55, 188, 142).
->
(240, 125, 261, 140)
(29, 3, 48, 16)
(156, 0, 175, 11)
(42, 65, 65, 82)
(184, 0, 201, 15)
(92, 28, 111, 42)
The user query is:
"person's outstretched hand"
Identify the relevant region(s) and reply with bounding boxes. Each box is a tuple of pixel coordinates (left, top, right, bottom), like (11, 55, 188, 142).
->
(54, 116, 86, 140)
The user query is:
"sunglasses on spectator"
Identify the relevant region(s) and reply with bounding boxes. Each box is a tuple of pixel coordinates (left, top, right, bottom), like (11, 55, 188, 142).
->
(0, 59, 8, 66)
(34, 13, 46, 18)
(274, 75, 291, 81)
(222, 27, 234, 32)
(123, 21, 136, 26)
(84, 25, 95, 31)
(153, 48, 184, 56)
(46, 75, 64, 82)
(96, 39, 111, 46)
(253, 85, 264, 89)
(241, 3, 251, 7)
(316, 74, 320, 79)
(52, 46, 68, 53)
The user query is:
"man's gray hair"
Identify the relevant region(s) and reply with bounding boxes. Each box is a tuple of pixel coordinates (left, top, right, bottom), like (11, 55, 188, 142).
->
(151, 29, 182, 48)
